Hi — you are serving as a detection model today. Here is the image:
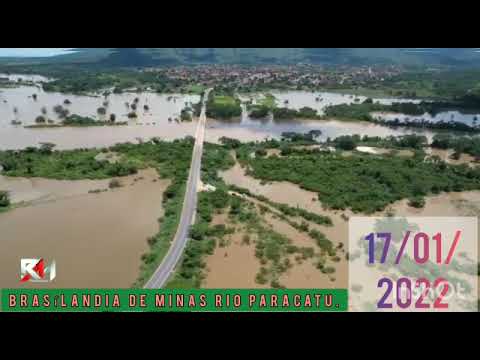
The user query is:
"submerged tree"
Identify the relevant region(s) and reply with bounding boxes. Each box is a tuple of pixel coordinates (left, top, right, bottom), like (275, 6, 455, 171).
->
(0, 191, 10, 208)
(35, 115, 46, 124)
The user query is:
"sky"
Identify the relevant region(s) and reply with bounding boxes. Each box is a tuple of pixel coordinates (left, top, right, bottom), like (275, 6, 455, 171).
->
(0, 48, 76, 57)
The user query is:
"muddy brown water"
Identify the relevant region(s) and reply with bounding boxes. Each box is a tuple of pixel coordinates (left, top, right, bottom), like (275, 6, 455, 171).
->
(0, 86, 437, 150)
(0, 86, 199, 150)
(425, 148, 477, 166)
(219, 158, 480, 289)
(0, 168, 169, 288)
(202, 213, 264, 289)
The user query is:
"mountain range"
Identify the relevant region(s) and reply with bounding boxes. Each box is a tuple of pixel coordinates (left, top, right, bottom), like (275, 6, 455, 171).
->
(2, 48, 480, 67)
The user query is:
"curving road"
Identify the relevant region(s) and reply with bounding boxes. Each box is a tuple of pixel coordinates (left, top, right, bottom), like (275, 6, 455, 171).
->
(144, 89, 211, 289)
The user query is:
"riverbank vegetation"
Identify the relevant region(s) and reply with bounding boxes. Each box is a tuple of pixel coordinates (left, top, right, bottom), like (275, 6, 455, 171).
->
(25, 114, 127, 128)
(330, 134, 428, 151)
(206, 92, 242, 119)
(0, 191, 10, 212)
(431, 134, 480, 158)
(0, 139, 195, 284)
(323, 97, 480, 132)
(165, 143, 235, 288)
(0, 64, 206, 95)
(166, 141, 341, 288)
(232, 136, 480, 213)
(273, 106, 321, 120)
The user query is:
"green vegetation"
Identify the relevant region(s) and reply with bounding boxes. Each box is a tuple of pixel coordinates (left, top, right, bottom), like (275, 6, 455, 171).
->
(26, 114, 123, 129)
(228, 184, 332, 226)
(257, 93, 276, 108)
(62, 114, 126, 127)
(0, 191, 10, 212)
(331, 134, 428, 151)
(170, 189, 232, 287)
(323, 98, 480, 133)
(249, 105, 270, 119)
(273, 106, 319, 120)
(431, 134, 480, 158)
(180, 108, 192, 122)
(247, 94, 277, 119)
(40, 68, 185, 95)
(184, 84, 206, 95)
(166, 144, 235, 288)
(235, 137, 480, 213)
(0, 146, 137, 180)
(408, 196, 425, 208)
(108, 139, 195, 287)
(323, 101, 432, 121)
(0, 140, 195, 277)
(206, 92, 242, 119)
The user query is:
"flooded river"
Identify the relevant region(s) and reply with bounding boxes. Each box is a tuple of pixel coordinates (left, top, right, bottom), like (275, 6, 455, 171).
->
(219, 156, 480, 289)
(0, 168, 169, 288)
(0, 85, 199, 149)
(372, 110, 480, 127)
(0, 85, 439, 149)
(205, 91, 435, 143)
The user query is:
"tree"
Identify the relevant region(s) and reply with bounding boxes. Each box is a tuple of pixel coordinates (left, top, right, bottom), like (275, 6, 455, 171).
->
(109, 179, 121, 189)
(408, 196, 425, 208)
(110, 113, 116, 122)
(0, 191, 10, 208)
(97, 107, 107, 115)
(335, 135, 357, 150)
(35, 115, 46, 124)
(190, 223, 208, 241)
(39, 142, 56, 154)
(53, 105, 69, 119)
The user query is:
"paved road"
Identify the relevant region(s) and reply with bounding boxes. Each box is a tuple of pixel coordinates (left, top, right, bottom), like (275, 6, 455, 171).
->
(144, 89, 211, 289)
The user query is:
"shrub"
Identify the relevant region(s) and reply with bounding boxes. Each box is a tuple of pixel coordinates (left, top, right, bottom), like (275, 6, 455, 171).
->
(0, 191, 10, 208)
(408, 196, 425, 208)
(109, 179, 122, 189)
(35, 115, 46, 124)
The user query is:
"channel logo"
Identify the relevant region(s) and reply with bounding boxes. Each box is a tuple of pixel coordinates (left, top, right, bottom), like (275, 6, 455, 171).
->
(20, 258, 56, 283)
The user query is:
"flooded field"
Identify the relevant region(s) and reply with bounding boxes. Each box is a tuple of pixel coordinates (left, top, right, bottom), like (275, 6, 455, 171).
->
(242, 91, 421, 115)
(372, 110, 480, 127)
(0, 73, 53, 83)
(205, 117, 435, 144)
(219, 156, 480, 289)
(0, 85, 439, 149)
(203, 213, 264, 288)
(205, 91, 434, 143)
(0, 85, 199, 149)
(425, 148, 477, 165)
(0, 86, 199, 126)
(0, 168, 170, 288)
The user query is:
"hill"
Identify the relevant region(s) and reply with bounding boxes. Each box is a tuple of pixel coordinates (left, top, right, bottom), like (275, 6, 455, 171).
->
(2, 48, 480, 67)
